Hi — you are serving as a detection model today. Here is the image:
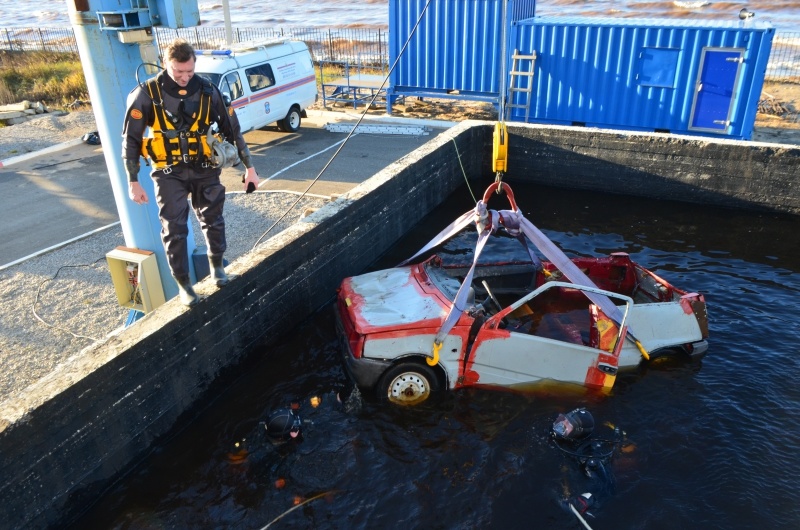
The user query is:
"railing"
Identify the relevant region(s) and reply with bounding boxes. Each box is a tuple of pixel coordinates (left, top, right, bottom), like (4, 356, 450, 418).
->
(0, 26, 389, 66)
(2, 26, 799, 122)
(1, 27, 80, 53)
(4, 26, 799, 79)
(766, 32, 800, 80)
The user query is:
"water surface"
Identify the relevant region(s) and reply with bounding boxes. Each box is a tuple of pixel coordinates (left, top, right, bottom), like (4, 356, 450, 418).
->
(74, 183, 800, 528)
(4, 0, 800, 29)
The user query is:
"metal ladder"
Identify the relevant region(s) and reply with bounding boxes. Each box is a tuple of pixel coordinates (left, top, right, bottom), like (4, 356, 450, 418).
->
(505, 49, 537, 122)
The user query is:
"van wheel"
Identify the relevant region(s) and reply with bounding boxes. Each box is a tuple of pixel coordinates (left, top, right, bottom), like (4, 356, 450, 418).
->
(377, 362, 440, 406)
(281, 107, 302, 132)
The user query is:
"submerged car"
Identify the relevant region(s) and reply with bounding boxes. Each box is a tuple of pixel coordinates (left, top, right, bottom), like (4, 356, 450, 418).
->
(335, 183, 708, 405)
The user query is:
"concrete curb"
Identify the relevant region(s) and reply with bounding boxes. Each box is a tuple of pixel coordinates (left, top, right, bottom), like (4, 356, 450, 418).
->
(0, 111, 448, 170)
(305, 109, 457, 130)
(0, 138, 85, 168)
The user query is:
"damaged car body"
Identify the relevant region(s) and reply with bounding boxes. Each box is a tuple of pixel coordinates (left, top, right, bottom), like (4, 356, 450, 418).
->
(335, 184, 709, 405)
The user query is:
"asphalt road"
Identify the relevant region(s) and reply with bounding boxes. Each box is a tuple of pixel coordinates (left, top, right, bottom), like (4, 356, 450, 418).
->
(0, 113, 447, 267)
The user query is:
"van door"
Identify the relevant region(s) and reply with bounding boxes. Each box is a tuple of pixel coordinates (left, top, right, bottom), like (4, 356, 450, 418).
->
(219, 71, 248, 128)
(244, 63, 278, 130)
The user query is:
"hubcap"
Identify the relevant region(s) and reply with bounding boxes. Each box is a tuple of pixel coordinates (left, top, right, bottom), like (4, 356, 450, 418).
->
(387, 372, 429, 405)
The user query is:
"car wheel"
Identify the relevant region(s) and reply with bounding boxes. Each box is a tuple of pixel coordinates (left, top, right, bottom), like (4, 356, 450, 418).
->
(281, 107, 301, 132)
(378, 362, 440, 406)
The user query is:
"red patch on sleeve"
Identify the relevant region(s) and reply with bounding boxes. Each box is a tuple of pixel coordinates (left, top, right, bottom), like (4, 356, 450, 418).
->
(130, 109, 143, 120)
(228, 107, 234, 117)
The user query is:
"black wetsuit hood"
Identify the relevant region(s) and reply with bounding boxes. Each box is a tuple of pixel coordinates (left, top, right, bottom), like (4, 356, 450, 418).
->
(159, 70, 202, 99)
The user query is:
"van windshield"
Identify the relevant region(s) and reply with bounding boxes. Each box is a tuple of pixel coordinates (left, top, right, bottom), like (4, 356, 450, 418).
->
(195, 72, 221, 87)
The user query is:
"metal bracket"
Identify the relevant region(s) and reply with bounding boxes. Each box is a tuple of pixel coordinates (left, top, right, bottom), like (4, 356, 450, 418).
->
(97, 0, 152, 31)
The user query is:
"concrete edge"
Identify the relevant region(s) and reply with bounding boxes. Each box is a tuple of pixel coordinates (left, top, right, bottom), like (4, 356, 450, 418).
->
(305, 108, 458, 130)
(0, 119, 480, 431)
(504, 120, 800, 148)
(0, 138, 85, 168)
(0, 121, 486, 528)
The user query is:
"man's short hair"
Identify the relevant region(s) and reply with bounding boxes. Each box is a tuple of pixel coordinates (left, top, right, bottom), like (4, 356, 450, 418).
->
(165, 39, 195, 63)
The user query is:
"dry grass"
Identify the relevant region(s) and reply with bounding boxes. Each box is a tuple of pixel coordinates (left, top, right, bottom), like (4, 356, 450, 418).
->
(0, 51, 88, 107)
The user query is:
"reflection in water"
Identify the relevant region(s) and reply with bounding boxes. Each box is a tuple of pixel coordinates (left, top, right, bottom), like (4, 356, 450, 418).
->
(74, 184, 800, 529)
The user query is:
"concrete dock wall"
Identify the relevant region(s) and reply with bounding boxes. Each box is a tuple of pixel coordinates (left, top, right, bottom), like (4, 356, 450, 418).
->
(1, 120, 798, 528)
(506, 123, 800, 215)
(0, 123, 486, 528)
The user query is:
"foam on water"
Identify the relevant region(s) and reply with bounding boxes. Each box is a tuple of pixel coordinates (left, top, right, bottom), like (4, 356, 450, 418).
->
(2, 0, 800, 29)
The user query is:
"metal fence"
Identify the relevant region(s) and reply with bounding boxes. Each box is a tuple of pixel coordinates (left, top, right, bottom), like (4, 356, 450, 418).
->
(2, 26, 799, 121)
(0, 26, 389, 66)
(1, 27, 80, 54)
(3, 26, 799, 77)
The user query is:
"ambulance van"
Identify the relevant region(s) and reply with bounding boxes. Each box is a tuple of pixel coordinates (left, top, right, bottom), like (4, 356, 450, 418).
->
(194, 39, 317, 133)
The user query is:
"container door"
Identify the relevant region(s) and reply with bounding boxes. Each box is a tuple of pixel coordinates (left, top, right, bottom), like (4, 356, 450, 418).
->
(689, 47, 744, 133)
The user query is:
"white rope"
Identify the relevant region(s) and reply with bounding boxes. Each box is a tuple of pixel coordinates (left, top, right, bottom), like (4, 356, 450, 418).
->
(569, 503, 595, 530)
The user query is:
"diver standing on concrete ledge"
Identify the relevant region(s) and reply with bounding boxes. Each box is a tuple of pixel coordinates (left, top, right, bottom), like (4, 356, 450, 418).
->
(122, 38, 259, 306)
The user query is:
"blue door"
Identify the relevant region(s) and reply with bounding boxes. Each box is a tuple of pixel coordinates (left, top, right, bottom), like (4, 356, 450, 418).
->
(690, 48, 744, 132)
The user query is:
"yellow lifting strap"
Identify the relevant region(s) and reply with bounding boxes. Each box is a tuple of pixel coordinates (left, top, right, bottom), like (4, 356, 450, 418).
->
(492, 121, 508, 174)
(635, 339, 650, 360)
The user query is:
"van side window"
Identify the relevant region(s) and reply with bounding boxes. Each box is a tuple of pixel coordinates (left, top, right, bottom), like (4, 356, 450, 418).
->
(222, 72, 244, 101)
(246, 64, 276, 92)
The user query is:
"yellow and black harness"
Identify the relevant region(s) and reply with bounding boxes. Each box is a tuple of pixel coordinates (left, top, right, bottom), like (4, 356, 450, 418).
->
(141, 78, 216, 170)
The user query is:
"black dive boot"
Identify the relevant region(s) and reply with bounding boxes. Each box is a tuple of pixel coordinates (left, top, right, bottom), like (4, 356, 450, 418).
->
(174, 275, 200, 306)
(209, 254, 229, 286)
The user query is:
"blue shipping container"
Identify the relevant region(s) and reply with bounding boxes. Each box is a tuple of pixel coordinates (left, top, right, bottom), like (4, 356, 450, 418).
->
(508, 16, 775, 139)
(388, 0, 536, 111)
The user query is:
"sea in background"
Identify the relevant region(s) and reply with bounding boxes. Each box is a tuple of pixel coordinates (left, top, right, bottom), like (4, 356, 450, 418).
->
(2, 0, 800, 31)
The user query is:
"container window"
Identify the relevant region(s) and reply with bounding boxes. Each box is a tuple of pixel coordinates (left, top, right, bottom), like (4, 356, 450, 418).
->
(639, 48, 680, 89)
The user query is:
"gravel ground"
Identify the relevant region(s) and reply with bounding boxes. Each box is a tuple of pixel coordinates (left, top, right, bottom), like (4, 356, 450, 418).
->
(0, 109, 328, 403)
(0, 108, 98, 160)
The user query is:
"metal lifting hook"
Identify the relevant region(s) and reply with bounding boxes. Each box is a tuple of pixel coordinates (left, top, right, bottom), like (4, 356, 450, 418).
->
(481, 180, 518, 212)
(492, 121, 508, 194)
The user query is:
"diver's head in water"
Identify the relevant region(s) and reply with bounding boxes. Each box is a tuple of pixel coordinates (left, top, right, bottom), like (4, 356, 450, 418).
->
(264, 408, 303, 443)
(552, 408, 595, 441)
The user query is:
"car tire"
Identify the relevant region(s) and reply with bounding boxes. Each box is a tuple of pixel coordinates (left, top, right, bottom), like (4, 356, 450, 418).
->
(377, 362, 440, 406)
(280, 107, 301, 132)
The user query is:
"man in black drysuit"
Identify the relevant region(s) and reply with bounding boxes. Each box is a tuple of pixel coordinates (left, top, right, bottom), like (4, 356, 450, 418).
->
(122, 38, 259, 306)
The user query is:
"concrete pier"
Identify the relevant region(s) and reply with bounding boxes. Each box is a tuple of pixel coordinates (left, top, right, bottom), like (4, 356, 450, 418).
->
(1, 121, 798, 528)
(507, 123, 800, 214)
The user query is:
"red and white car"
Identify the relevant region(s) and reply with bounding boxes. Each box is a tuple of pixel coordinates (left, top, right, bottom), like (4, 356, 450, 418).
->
(336, 253, 708, 405)
(335, 184, 708, 405)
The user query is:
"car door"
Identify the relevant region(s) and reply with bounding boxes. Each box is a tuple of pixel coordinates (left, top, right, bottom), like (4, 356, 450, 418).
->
(464, 282, 627, 390)
(468, 325, 607, 389)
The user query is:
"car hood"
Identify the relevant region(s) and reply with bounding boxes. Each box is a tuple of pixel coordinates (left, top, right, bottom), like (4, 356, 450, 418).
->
(341, 266, 449, 333)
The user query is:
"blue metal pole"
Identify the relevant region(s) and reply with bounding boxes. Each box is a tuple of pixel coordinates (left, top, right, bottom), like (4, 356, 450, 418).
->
(68, 1, 199, 300)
